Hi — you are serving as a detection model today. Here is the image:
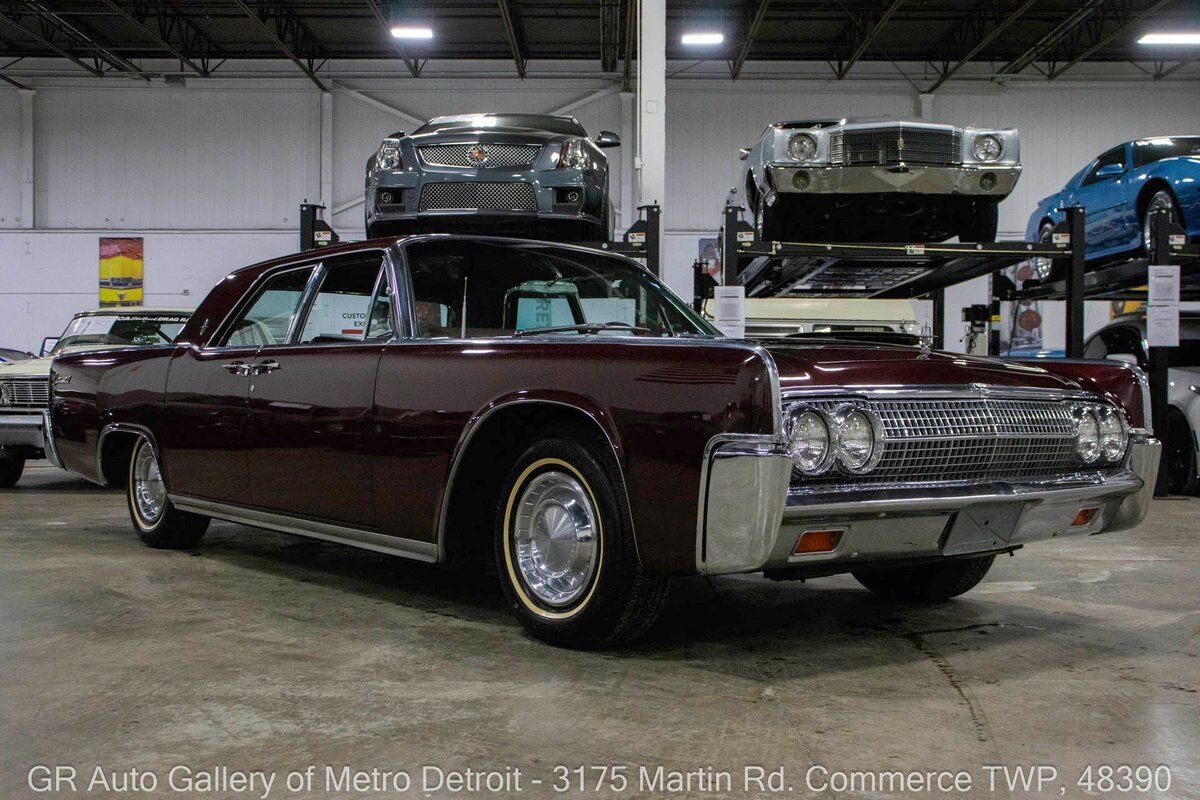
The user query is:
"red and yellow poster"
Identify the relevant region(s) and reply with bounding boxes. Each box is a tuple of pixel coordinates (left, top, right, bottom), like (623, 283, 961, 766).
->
(99, 237, 144, 308)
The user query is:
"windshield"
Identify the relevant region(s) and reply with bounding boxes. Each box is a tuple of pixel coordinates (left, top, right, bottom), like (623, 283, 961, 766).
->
(1133, 137, 1200, 167)
(415, 114, 587, 137)
(404, 240, 719, 339)
(52, 312, 189, 354)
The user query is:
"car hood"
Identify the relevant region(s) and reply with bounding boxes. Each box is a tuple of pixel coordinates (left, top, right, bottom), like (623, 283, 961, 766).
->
(406, 126, 572, 146)
(0, 344, 133, 379)
(758, 339, 1079, 394)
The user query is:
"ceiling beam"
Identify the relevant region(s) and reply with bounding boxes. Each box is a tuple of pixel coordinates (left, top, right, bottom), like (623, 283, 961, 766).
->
(925, 0, 1037, 93)
(100, 0, 210, 76)
(621, 0, 635, 91)
(365, 0, 422, 78)
(837, 0, 905, 79)
(497, 0, 525, 78)
(600, 0, 619, 73)
(997, 0, 1106, 76)
(1048, 0, 1171, 80)
(0, 12, 103, 77)
(231, 0, 328, 90)
(0, 67, 29, 89)
(1156, 53, 1199, 79)
(24, 1, 150, 80)
(731, 0, 770, 79)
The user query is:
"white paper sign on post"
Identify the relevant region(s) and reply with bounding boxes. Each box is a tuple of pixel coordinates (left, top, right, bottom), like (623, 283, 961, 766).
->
(1147, 265, 1180, 347)
(713, 285, 746, 339)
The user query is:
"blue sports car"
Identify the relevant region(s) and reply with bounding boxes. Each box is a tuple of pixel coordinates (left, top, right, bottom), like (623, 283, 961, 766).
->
(1026, 136, 1200, 269)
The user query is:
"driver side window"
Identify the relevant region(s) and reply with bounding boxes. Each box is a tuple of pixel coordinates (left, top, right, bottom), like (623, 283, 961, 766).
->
(221, 266, 315, 348)
(1080, 146, 1125, 187)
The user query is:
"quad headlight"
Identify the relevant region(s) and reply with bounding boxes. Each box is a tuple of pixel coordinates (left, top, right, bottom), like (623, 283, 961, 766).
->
(785, 404, 884, 476)
(972, 134, 1003, 162)
(0, 381, 9, 406)
(1074, 407, 1101, 464)
(1071, 404, 1129, 465)
(1097, 406, 1129, 462)
(787, 133, 818, 161)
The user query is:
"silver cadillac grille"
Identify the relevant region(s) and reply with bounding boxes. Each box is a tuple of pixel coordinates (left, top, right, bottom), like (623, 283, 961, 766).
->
(419, 181, 538, 212)
(418, 143, 542, 168)
(796, 397, 1081, 486)
(830, 127, 961, 166)
(0, 378, 50, 409)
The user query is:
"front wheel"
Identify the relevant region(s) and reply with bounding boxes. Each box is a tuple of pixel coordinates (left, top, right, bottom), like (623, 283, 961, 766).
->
(853, 555, 995, 602)
(1142, 189, 1181, 263)
(128, 437, 209, 549)
(0, 449, 25, 488)
(494, 432, 669, 648)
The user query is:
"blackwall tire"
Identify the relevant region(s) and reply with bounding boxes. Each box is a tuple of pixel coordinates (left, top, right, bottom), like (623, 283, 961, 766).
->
(0, 452, 25, 488)
(853, 555, 995, 602)
(494, 432, 669, 648)
(127, 438, 209, 549)
(1142, 189, 1180, 264)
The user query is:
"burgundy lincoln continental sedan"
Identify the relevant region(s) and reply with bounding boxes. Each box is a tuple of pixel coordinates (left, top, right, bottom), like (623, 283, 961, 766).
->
(46, 236, 1159, 647)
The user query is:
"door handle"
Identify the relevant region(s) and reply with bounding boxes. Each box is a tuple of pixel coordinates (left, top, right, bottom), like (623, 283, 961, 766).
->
(252, 360, 281, 375)
(221, 362, 249, 375)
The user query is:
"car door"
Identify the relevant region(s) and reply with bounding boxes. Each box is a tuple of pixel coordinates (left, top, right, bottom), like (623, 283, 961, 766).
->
(161, 264, 316, 505)
(1068, 145, 1131, 255)
(244, 250, 390, 528)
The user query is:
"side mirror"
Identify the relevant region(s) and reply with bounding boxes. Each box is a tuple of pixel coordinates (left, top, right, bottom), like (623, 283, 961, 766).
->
(595, 130, 621, 148)
(1106, 352, 1139, 366)
(1095, 163, 1124, 179)
(39, 337, 60, 357)
(738, 147, 752, 161)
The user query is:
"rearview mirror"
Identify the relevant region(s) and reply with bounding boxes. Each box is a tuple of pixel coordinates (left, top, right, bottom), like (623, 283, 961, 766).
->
(1095, 163, 1124, 179)
(738, 147, 752, 161)
(1106, 352, 1139, 366)
(39, 337, 59, 357)
(595, 131, 621, 148)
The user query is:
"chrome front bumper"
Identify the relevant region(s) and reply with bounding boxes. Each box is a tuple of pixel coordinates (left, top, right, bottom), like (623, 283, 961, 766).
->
(767, 163, 1021, 197)
(0, 411, 45, 450)
(697, 436, 1160, 575)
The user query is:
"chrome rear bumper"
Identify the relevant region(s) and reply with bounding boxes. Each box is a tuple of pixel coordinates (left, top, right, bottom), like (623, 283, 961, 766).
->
(697, 436, 1160, 576)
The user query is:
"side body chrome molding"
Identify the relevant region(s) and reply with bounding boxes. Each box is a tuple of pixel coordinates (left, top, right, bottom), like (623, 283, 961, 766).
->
(170, 494, 438, 563)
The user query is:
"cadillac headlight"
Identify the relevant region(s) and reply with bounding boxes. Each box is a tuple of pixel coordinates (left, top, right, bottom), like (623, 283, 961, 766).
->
(836, 409, 882, 473)
(787, 133, 818, 161)
(972, 134, 1002, 162)
(376, 139, 403, 171)
(787, 408, 834, 475)
(1098, 407, 1128, 462)
(558, 139, 589, 170)
(1074, 406, 1102, 464)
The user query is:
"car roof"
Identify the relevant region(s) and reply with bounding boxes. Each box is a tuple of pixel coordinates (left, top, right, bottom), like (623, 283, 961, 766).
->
(73, 307, 193, 317)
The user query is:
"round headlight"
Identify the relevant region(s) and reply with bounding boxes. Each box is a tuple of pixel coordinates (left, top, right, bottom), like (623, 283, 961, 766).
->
(836, 409, 881, 473)
(1098, 407, 1128, 462)
(788, 409, 834, 475)
(0, 382, 9, 406)
(788, 133, 818, 161)
(1075, 407, 1101, 463)
(972, 134, 1002, 162)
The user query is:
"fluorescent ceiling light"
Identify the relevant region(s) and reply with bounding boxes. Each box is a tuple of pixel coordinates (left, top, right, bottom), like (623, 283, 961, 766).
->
(391, 26, 433, 39)
(681, 32, 724, 45)
(1138, 32, 1200, 45)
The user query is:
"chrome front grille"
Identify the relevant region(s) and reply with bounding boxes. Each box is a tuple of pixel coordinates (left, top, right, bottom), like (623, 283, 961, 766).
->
(830, 127, 961, 166)
(0, 378, 50, 409)
(419, 181, 538, 212)
(794, 397, 1083, 486)
(418, 143, 542, 168)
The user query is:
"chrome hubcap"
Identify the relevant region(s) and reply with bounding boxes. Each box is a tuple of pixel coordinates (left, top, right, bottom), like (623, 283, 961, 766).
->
(1143, 194, 1177, 253)
(512, 470, 598, 607)
(133, 443, 166, 524)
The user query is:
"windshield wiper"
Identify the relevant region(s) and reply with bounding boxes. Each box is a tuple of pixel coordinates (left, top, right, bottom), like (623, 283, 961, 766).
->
(513, 322, 653, 338)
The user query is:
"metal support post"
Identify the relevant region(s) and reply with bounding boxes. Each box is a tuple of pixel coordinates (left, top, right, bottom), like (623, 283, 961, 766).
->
(1149, 212, 1173, 497)
(1065, 206, 1086, 358)
(722, 204, 741, 286)
(931, 289, 945, 350)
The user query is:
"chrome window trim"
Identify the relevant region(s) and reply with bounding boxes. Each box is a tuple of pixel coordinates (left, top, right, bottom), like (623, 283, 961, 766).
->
(286, 261, 329, 344)
(169, 494, 438, 563)
(780, 384, 1101, 403)
(208, 263, 320, 350)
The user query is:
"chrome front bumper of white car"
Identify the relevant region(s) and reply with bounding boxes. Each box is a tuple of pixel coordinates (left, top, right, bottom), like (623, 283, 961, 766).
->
(767, 163, 1022, 197)
(0, 411, 45, 450)
(696, 435, 1160, 576)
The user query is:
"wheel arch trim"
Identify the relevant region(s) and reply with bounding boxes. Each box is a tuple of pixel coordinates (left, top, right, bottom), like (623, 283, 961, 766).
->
(96, 423, 159, 488)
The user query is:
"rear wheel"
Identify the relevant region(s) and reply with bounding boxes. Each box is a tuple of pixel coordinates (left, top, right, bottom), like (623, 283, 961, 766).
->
(853, 555, 995, 601)
(1167, 408, 1199, 495)
(127, 438, 209, 549)
(494, 432, 669, 648)
(1142, 189, 1180, 263)
(0, 449, 25, 488)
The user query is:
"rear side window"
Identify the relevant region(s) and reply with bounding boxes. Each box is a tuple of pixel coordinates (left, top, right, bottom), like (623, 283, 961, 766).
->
(296, 254, 386, 344)
(220, 267, 314, 347)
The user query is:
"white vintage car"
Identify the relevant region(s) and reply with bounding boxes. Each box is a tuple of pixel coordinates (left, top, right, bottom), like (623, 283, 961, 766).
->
(702, 297, 919, 339)
(740, 117, 1021, 244)
(0, 307, 191, 487)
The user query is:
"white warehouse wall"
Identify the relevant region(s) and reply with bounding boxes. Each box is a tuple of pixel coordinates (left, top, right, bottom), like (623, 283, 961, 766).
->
(1, 71, 1199, 353)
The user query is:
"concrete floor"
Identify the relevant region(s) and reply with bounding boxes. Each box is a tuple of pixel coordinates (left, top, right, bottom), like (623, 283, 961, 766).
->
(1, 463, 1197, 800)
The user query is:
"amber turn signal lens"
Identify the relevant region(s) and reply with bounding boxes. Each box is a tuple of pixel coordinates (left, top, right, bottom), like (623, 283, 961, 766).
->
(1071, 508, 1099, 528)
(793, 529, 843, 554)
